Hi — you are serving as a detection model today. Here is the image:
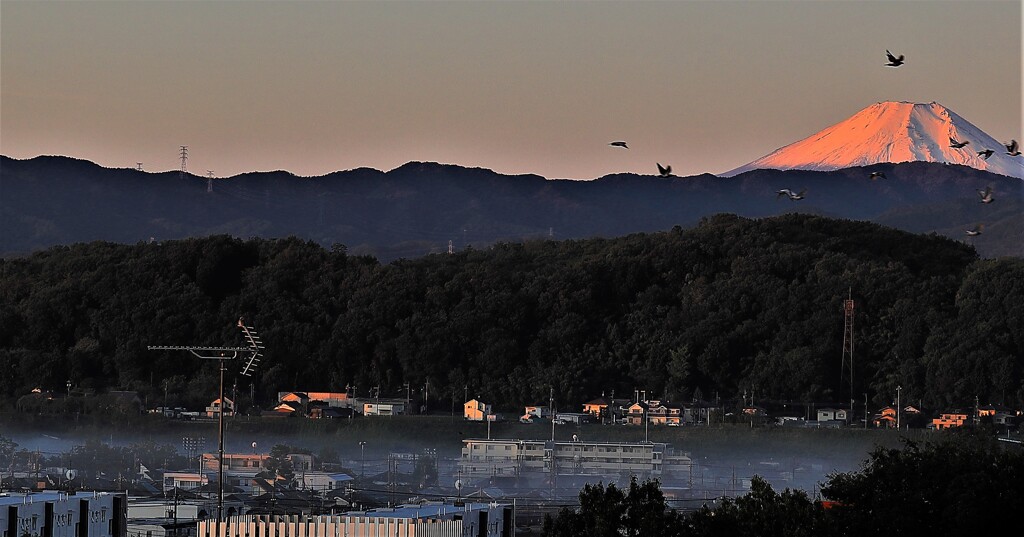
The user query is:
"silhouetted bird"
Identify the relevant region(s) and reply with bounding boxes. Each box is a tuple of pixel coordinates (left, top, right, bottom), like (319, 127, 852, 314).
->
(869, 171, 887, 180)
(978, 185, 994, 204)
(1006, 139, 1021, 156)
(777, 188, 806, 200)
(949, 137, 970, 149)
(885, 50, 905, 67)
(977, 149, 994, 160)
(609, 141, 629, 149)
(965, 224, 984, 236)
(657, 163, 673, 177)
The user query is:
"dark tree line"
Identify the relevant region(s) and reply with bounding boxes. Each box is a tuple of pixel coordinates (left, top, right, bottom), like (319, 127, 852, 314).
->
(0, 213, 1021, 414)
(542, 431, 1024, 537)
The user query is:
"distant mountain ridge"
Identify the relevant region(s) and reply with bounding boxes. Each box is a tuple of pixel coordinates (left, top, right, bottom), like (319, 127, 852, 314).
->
(1, 155, 1020, 260)
(723, 101, 1024, 178)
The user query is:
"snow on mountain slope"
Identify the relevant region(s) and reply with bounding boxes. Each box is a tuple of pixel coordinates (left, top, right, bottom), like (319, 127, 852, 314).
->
(722, 101, 1023, 178)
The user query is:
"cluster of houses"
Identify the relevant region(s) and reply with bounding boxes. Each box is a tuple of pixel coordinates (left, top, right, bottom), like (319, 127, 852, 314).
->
(145, 389, 1023, 433)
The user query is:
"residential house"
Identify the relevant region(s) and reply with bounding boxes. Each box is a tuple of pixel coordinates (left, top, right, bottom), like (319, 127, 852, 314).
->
(363, 400, 407, 416)
(932, 411, 969, 430)
(524, 405, 550, 419)
(205, 397, 235, 418)
(977, 404, 1000, 418)
(272, 402, 300, 414)
(626, 402, 649, 425)
(683, 400, 719, 425)
(200, 451, 315, 495)
(742, 405, 767, 417)
(817, 408, 848, 422)
(296, 471, 353, 492)
(202, 452, 269, 473)
(873, 406, 897, 428)
(279, 391, 354, 409)
(993, 412, 1018, 429)
(647, 401, 683, 425)
(582, 397, 632, 423)
(583, 397, 612, 418)
(162, 471, 211, 493)
(464, 399, 492, 421)
(553, 412, 591, 425)
(310, 406, 354, 419)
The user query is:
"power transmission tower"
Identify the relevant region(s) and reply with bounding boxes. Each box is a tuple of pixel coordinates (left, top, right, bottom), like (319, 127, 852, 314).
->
(840, 289, 855, 420)
(448, 240, 453, 255)
(136, 163, 143, 171)
(179, 146, 188, 178)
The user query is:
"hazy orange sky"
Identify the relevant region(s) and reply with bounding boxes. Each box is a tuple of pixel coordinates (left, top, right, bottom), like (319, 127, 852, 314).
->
(2, 0, 1020, 180)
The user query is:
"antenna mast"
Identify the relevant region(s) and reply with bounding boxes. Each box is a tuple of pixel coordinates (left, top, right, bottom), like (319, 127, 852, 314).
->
(207, 170, 214, 193)
(149, 317, 261, 524)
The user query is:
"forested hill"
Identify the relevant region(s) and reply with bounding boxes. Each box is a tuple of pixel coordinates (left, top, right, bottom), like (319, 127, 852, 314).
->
(2, 155, 1021, 260)
(1, 214, 1021, 414)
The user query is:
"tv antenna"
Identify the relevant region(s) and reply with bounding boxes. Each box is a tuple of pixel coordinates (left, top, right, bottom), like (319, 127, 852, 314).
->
(237, 316, 264, 376)
(148, 318, 262, 523)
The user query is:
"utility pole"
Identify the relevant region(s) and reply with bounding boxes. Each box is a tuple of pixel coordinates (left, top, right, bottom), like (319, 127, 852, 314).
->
(864, 393, 868, 429)
(550, 387, 555, 442)
(149, 343, 252, 523)
(896, 385, 902, 430)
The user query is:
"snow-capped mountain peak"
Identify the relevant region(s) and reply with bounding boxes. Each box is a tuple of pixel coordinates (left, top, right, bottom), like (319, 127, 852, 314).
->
(722, 101, 1022, 178)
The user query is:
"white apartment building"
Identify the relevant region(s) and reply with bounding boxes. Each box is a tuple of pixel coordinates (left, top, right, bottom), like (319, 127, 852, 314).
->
(459, 438, 692, 481)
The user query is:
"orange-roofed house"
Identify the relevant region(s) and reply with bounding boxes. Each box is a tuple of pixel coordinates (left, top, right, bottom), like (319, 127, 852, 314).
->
(206, 397, 235, 418)
(932, 411, 969, 430)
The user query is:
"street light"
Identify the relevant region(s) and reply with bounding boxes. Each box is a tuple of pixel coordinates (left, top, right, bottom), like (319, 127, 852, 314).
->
(359, 442, 366, 478)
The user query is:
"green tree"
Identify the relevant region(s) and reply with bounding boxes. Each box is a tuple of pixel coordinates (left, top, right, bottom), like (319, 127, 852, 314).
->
(542, 477, 684, 537)
(820, 431, 1024, 536)
(260, 444, 296, 487)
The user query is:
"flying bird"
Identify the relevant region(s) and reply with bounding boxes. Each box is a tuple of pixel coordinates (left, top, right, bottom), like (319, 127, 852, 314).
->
(978, 185, 994, 204)
(965, 224, 984, 236)
(885, 50, 905, 67)
(869, 171, 887, 180)
(777, 188, 806, 201)
(949, 137, 970, 149)
(977, 149, 994, 160)
(657, 163, 673, 177)
(1006, 139, 1021, 156)
(609, 141, 629, 149)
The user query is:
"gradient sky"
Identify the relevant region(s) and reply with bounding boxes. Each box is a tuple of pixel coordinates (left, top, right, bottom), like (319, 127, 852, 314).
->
(2, 0, 1021, 180)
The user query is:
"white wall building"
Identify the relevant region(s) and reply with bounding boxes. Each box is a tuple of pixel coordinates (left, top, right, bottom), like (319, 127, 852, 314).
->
(197, 503, 512, 537)
(0, 491, 126, 537)
(460, 438, 692, 482)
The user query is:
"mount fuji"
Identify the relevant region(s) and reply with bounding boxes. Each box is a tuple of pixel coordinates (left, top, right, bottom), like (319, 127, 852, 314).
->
(722, 101, 1023, 178)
